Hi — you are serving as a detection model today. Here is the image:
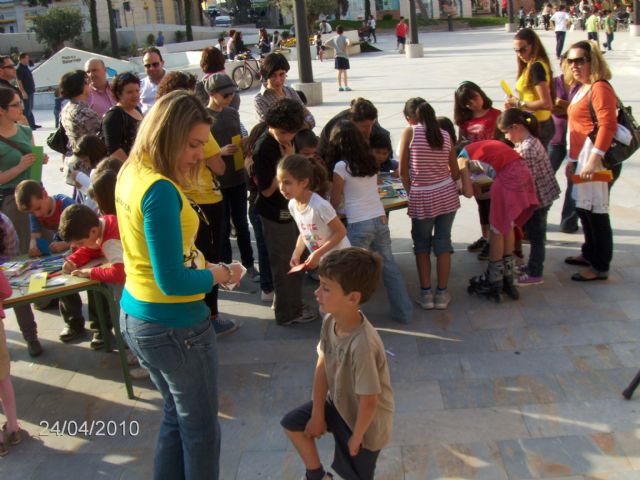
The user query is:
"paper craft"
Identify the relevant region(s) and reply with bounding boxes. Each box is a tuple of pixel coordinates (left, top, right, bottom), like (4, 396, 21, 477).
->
(44, 278, 68, 288)
(28, 272, 48, 293)
(30, 146, 44, 182)
(500, 80, 513, 98)
(572, 170, 613, 184)
(221, 262, 247, 291)
(378, 184, 397, 199)
(288, 263, 307, 275)
(231, 135, 244, 171)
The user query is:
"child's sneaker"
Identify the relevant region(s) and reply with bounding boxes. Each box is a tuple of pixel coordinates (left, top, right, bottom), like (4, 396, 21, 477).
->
(434, 290, 451, 310)
(212, 316, 239, 338)
(516, 273, 544, 286)
(467, 236, 488, 252)
(90, 331, 105, 350)
(344, 86, 352, 91)
(477, 242, 491, 261)
(260, 290, 274, 302)
(338, 87, 345, 91)
(129, 367, 151, 380)
(416, 291, 434, 310)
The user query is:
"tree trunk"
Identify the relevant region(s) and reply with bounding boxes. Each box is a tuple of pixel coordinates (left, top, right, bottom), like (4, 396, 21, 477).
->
(184, 0, 193, 41)
(415, 0, 429, 18)
(106, 0, 119, 57)
(89, 0, 99, 49)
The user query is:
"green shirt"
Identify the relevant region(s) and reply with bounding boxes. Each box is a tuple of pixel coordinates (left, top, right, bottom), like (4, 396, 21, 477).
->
(585, 15, 599, 33)
(0, 124, 32, 190)
(604, 16, 615, 34)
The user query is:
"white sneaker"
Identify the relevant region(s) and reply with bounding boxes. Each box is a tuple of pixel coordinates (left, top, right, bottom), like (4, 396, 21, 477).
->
(434, 290, 451, 310)
(129, 367, 150, 380)
(416, 291, 434, 310)
(260, 290, 274, 302)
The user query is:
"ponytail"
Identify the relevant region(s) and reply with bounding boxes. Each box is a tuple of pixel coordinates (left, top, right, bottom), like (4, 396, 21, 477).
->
(277, 154, 328, 195)
(497, 107, 540, 138)
(416, 102, 444, 150)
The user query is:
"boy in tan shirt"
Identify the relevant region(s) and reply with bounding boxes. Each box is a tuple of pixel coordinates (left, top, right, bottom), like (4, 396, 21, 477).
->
(281, 247, 394, 480)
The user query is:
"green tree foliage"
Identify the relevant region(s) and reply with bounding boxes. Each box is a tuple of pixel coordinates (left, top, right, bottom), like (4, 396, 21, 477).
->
(32, 6, 85, 52)
(278, 0, 336, 32)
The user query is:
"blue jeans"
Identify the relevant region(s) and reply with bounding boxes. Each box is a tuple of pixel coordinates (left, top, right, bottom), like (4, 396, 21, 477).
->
(221, 183, 255, 268)
(347, 217, 412, 324)
(523, 207, 549, 277)
(23, 93, 36, 128)
(120, 313, 220, 480)
(411, 211, 456, 255)
(249, 202, 273, 293)
(548, 143, 578, 231)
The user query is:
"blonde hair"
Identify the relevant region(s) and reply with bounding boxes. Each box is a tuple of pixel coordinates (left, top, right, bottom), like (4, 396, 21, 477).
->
(127, 90, 211, 185)
(568, 40, 612, 84)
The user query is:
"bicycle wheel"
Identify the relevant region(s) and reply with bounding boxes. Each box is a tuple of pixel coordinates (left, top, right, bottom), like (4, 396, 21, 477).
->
(232, 64, 254, 90)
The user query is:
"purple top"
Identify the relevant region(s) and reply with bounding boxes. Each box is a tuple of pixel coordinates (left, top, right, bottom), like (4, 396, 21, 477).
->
(551, 75, 581, 146)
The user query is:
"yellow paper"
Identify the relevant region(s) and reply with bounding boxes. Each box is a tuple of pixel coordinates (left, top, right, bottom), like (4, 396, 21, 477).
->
(28, 272, 48, 293)
(500, 80, 513, 97)
(232, 135, 244, 171)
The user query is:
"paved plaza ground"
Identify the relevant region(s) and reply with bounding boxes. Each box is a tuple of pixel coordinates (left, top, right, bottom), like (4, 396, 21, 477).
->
(1, 27, 640, 479)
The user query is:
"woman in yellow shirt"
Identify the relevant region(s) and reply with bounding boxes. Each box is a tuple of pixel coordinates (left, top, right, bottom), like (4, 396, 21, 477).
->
(506, 28, 556, 148)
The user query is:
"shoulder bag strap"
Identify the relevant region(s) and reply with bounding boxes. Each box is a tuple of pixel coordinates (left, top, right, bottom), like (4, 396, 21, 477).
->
(0, 132, 31, 155)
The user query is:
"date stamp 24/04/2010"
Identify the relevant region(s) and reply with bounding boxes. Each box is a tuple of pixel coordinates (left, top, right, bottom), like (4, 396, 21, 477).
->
(39, 420, 140, 437)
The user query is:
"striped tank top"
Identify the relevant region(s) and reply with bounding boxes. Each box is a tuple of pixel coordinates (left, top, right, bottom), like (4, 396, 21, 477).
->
(408, 125, 460, 219)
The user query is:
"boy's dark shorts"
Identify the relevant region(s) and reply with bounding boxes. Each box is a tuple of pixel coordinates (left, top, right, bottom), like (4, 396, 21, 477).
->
(281, 399, 380, 480)
(334, 57, 350, 70)
(397, 35, 406, 44)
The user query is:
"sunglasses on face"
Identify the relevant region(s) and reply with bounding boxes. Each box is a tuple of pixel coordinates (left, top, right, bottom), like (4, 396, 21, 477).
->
(567, 56, 590, 66)
(144, 62, 161, 69)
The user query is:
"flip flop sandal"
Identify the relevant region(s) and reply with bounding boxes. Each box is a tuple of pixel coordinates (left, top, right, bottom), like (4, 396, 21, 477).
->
(565, 256, 591, 266)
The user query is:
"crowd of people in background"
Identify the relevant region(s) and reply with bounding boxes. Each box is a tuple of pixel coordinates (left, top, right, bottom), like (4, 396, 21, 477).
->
(0, 14, 630, 479)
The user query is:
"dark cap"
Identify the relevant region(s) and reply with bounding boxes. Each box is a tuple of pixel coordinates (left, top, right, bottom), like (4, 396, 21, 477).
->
(204, 73, 237, 95)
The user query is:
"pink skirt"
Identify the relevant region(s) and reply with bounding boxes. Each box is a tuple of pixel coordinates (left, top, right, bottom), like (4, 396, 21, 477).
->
(489, 159, 539, 235)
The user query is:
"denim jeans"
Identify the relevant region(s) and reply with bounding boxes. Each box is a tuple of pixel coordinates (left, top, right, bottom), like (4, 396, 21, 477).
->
(249, 203, 273, 293)
(577, 208, 612, 275)
(347, 216, 412, 324)
(548, 143, 578, 231)
(23, 93, 36, 129)
(120, 312, 220, 480)
(523, 206, 549, 277)
(221, 183, 255, 268)
(555, 31, 566, 58)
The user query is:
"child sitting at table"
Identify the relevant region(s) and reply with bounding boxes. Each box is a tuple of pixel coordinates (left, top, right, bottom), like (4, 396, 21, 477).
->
(59, 204, 149, 378)
(0, 270, 22, 456)
(369, 131, 398, 174)
(14, 180, 89, 344)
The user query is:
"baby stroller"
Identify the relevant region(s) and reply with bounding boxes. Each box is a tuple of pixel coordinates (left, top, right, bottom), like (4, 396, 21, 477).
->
(358, 24, 373, 42)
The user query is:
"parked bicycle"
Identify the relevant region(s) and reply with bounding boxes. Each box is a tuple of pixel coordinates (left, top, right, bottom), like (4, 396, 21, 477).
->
(232, 53, 261, 90)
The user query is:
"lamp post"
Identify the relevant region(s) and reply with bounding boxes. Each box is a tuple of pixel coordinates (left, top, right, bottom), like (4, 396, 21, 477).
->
(291, 0, 323, 104)
(406, 0, 424, 58)
(631, 0, 640, 36)
(505, 0, 516, 32)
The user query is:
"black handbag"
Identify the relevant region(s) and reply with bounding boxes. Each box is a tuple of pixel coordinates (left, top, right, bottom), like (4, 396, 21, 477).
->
(46, 124, 69, 154)
(588, 81, 640, 169)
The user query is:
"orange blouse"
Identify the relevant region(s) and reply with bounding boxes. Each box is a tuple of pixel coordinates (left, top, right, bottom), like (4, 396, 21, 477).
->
(567, 80, 617, 160)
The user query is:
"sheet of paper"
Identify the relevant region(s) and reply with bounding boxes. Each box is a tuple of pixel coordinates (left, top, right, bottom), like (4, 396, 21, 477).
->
(231, 135, 244, 171)
(28, 271, 48, 293)
(30, 146, 44, 182)
(288, 263, 307, 275)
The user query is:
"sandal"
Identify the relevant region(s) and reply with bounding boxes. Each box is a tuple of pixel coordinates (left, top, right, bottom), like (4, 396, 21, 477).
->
(2, 423, 22, 446)
(571, 272, 608, 282)
(565, 256, 591, 267)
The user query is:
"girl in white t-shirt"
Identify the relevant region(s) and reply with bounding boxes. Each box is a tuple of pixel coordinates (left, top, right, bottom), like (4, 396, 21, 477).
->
(277, 154, 349, 270)
(327, 120, 413, 324)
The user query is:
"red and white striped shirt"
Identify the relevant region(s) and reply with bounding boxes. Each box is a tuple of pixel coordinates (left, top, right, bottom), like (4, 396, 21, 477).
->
(407, 126, 460, 219)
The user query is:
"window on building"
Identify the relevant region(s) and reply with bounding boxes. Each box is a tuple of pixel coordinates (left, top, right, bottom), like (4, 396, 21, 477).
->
(155, 0, 165, 23)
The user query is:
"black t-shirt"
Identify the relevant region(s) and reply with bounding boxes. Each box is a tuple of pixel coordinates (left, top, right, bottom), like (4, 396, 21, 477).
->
(16, 64, 35, 94)
(102, 106, 141, 155)
(530, 62, 548, 85)
(253, 131, 292, 223)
